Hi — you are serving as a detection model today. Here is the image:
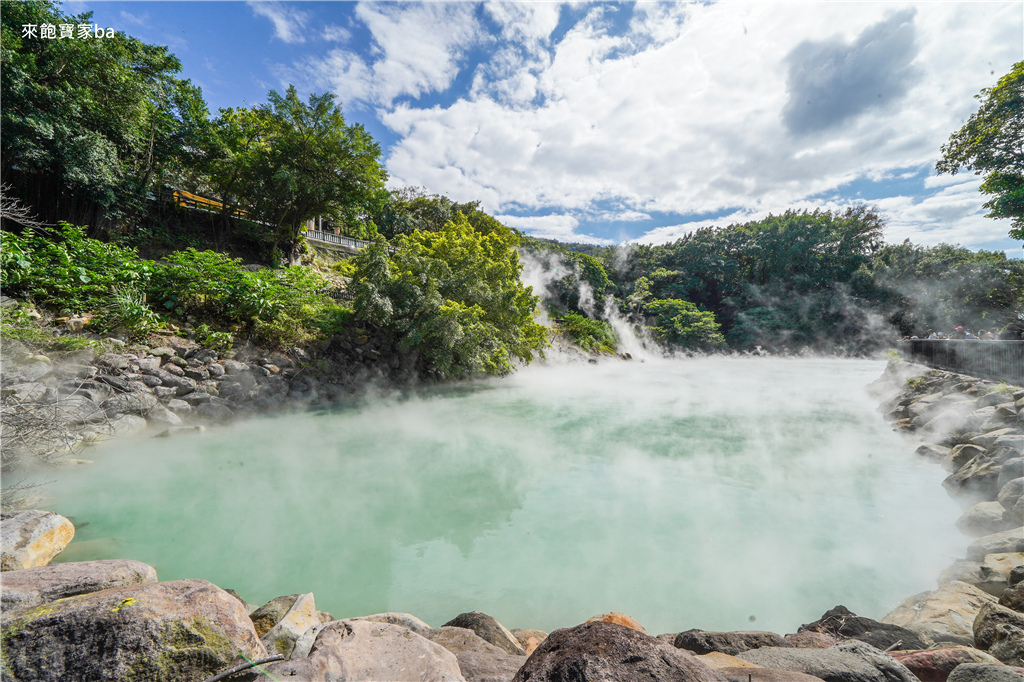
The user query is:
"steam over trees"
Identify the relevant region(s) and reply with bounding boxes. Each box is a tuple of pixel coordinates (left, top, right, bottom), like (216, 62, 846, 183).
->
(937, 61, 1024, 240)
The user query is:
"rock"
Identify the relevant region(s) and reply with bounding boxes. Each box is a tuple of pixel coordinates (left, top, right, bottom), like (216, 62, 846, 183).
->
(511, 621, 727, 682)
(183, 366, 209, 381)
(149, 346, 176, 359)
(81, 414, 148, 443)
(970, 529, 1024, 560)
(799, 605, 924, 651)
(15, 360, 52, 382)
(1002, 584, 1024, 613)
(1001, 479, 1024, 510)
(975, 603, 1024, 665)
(889, 646, 1001, 682)
(208, 362, 225, 378)
(1014, 568, 1024, 588)
(0, 579, 266, 682)
(222, 359, 248, 375)
(145, 403, 183, 428)
(1001, 460, 1024, 490)
(947, 663, 1024, 682)
(945, 455, 1003, 500)
(154, 425, 206, 437)
(196, 401, 234, 421)
(261, 592, 320, 658)
(696, 652, 763, 669)
(180, 389, 213, 405)
(142, 367, 197, 395)
(251, 593, 301, 637)
(1007, 499, 1024, 527)
(585, 612, 648, 634)
(511, 628, 548, 655)
(350, 612, 432, 633)
(101, 391, 157, 416)
(49, 395, 105, 424)
(444, 612, 526, 656)
(975, 430, 1022, 449)
(884, 581, 998, 645)
(165, 398, 192, 417)
(254, 619, 466, 681)
(784, 631, 839, 648)
(737, 641, 918, 682)
(959, 502, 1016, 537)
(0, 559, 157, 610)
(675, 629, 792, 656)
(161, 362, 185, 376)
(5, 381, 48, 401)
(1, 510, 75, 571)
(918, 444, 953, 461)
(423, 626, 527, 682)
(718, 669, 823, 682)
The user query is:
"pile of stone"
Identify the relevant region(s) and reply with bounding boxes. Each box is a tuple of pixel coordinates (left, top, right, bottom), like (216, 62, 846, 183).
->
(0, 333, 338, 469)
(4, 507, 1024, 681)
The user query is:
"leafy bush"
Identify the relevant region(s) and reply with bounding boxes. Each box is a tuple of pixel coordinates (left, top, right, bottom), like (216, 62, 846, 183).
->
(645, 299, 726, 351)
(557, 313, 617, 354)
(352, 214, 548, 378)
(0, 223, 152, 313)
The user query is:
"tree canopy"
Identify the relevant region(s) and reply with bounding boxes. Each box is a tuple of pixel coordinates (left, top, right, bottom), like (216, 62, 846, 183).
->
(937, 61, 1024, 240)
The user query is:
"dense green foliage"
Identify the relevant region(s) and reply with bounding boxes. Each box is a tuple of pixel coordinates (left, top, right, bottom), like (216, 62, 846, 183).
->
(0, 224, 348, 346)
(937, 62, 1024, 240)
(365, 188, 509, 240)
(352, 214, 547, 378)
(1, 1, 209, 226)
(643, 299, 726, 350)
(555, 313, 618, 354)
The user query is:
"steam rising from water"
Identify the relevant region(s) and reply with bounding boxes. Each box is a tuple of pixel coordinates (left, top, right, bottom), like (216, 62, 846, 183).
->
(43, 358, 962, 634)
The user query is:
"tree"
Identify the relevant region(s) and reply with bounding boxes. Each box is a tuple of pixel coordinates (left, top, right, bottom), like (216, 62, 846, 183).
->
(210, 86, 386, 260)
(1, 0, 209, 228)
(352, 214, 547, 379)
(643, 299, 725, 351)
(937, 62, 1024, 240)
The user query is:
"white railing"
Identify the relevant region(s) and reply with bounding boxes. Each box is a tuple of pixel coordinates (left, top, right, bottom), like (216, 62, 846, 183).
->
(303, 230, 374, 249)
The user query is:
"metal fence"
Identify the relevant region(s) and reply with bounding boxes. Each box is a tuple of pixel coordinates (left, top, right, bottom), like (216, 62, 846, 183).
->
(898, 340, 1024, 386)
(303, 230, 374, 250)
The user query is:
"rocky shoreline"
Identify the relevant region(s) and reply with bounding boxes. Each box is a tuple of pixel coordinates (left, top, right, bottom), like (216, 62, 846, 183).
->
(1, 359, 1023, 681)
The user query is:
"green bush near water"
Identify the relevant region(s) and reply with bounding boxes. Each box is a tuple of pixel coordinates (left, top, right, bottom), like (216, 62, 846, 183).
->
(556, 313, 617, 354)
(0, 223, 352, 348)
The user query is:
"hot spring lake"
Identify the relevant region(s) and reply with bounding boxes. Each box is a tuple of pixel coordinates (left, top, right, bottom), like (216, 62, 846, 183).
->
(40, 357, 964, 635)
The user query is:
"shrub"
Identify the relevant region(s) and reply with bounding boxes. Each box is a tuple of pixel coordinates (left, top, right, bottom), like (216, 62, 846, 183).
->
(557, 313, 617, 354)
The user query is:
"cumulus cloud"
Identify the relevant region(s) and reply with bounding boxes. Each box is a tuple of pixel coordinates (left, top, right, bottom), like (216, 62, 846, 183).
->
(248, 1, 310, 44)
(782, 10, 920, 135)
(496, 214, 612, 244)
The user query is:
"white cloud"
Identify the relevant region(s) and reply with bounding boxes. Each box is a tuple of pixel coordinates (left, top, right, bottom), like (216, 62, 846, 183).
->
(119, 10, 148, 26)
(497, 214, 612, 244)
(378, 1, 1020, 247)
(248, 1, 310, 44)
(323, 24, 350, 43)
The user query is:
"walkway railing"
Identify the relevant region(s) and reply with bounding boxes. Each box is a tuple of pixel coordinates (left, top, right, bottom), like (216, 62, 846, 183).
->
(303, 230, 375, 250)
(898, 339, 1024, 386)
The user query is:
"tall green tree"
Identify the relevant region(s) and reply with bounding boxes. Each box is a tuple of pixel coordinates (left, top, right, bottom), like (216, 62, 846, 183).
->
(937, 61, 1024, 240)
(352, 214, 547, 378)
(1, 0, 208, 228)
(209, 86, 386, 260)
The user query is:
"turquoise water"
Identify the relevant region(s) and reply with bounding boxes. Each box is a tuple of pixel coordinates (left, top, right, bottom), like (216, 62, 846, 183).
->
(38, 357, 963, 635)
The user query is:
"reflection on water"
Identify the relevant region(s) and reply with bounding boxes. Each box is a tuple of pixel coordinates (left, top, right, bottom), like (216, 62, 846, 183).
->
(39, 357, 962, 634)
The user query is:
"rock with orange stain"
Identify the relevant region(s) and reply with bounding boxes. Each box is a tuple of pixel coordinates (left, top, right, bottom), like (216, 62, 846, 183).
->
(0, 510, 74, 571)
(585, 611, 648, 634)
(512, 628, 548, 655)
(696, 651, 764, 669)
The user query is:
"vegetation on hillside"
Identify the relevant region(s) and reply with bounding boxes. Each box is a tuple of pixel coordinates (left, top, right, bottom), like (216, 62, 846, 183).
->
(1, 2, 1020, 376)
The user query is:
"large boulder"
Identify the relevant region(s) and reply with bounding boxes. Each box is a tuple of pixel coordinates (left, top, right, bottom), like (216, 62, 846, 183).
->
(0, 559, 157, 610)
(1000, 479, 1024, 511)
(1002, 584, 1024, 613)
(350, 611, 433, 633)
(944, 445, 988, 473)
(511, 621, 727, 682)
(1, 510, 74, 571)
(719, 669, 843, 682)
(0, 579, 266, 682)
(970, 529, 1024, 560)
(260, 592, 320, 658)
(444, 612, 526, 656)
(889, 646, 1001, 682)
(675, 629, 791, 656)
(944, 455, 1003, 501)
(423, 626, 527, 682)
(884, 581, 997, 646)
(941, 555, 1024, 597)
(946, 663, 1024, 682)
(958, 502, 1016, 537)
(784, 631, 839, 648)
(737, 641, 918, 682)
(250, 593, 301, 637)
(585, 611, 648, 634)
(975, 603, 1024, 666)
(254, 619, 466, 681)
(511, 628, 548, 655)
(799, 605, 924, 651)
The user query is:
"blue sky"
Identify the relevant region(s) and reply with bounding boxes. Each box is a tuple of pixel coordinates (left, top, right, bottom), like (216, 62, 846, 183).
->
(67, 1, 1023, 255)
